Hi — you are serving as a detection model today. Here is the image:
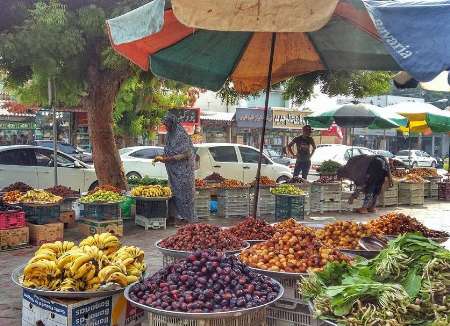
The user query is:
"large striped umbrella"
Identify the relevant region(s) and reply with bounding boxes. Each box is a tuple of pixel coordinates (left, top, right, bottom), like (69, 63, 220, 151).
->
(107, 0, 399, 216)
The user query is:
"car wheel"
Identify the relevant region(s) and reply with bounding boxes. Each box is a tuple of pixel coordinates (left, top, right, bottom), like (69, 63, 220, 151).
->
(88, 181, 98, 192)
(276, 175, 290, 183)
(126, 171, 142, 181)
(411, 162, 418, 168)
(431, 161, 436, 168)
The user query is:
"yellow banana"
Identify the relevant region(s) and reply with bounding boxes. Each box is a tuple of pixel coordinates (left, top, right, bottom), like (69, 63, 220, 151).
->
(98, 265, 122, 282)
(107, 272, 128, 287)
(70, 254, 91, 275)
(126, 275, 138, 284)
(122, 257, 134, 266)
(84, 264, 96, 282)
(87, 276, 101, 286)
(28, 253, 56, 264)
(73, 262, 91, 280)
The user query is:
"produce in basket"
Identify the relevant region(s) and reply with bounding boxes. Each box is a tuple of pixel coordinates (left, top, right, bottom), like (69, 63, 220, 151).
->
(239, 225, 350, 273)
(45, 185, 79, 198)
(128, 250, 280, 312)
(286, 176, 308, 184)
(204, 172, 225, 183)
(195, 179, 208, 188)
(273, 218, 311, 231)
(313, 175, 340, 184)
(1, 182, 33, 193)
(131, 185, 172, 198)
(315, 221, 372, 249)
(21, 233, 146, 291)
(392, 169, 408, 178)
(80, 190, 125, 203)
(159, 224, 245, 251)
(271, 184, 305, 196)
(0, 201, 21, 211)
(367, 212, 449, 238)
(2, 190, 23, 204)
(90, 184, 123, 194)
(250, 176, 277, 187)
(300, 233, 450, 325)
(317, 160, 342, 174)
(402, 173, 427, 183)
(20, 189, 62, 204)
(410, 167, 439, 178)
(218, 179, 246, 189)
(226, 217, 275, 241)
(128, 176, 168, 186)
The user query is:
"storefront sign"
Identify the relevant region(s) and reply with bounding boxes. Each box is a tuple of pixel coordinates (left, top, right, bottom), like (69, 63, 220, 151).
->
(353, 128, 396, 137)
(235, 108, 272, 128)
(158, 108, 200, 135)
(0, 121, 36, 130)
(272, 109, 306, 129)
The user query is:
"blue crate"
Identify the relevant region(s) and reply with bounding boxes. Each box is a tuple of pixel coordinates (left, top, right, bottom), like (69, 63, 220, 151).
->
(81, 202, 121, 220)
(275, 195, 305, 221)
(21, 204, 60, 225)
(135, 198, 168, 219)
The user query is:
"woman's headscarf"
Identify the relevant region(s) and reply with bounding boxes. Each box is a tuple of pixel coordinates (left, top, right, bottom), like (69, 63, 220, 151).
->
(163, 113, 193, 156)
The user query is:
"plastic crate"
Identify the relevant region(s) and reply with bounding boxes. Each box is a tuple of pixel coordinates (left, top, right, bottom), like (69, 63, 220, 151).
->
(267, 300, 320, 326)
(275, 195, 305, 220)
(146, 307, 266, 326)
(21, 204, 60, 225)
(59, 198, 78, 212)
(81, 202, 121, 220)
(135, 198, 168, 219)
(0, 205, 26, 230)
(195, 189, 210, 219)
(249, 187, 275, 217)
(398, 182, 424, 205)
(135, 215, 166, 230)
(438, 182, 450, 200)
(217, 189, 250, 218)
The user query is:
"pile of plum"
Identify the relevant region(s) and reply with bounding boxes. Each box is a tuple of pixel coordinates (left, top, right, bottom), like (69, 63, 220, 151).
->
(128, 250, 280, 313)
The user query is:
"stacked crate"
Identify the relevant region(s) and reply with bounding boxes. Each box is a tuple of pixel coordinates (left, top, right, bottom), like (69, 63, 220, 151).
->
(0, 204, 28, 250)
(438, 182, 450, 201)
(398, 182, 424, 206)
(217, 187, 250, 218)
(135, 197, 169, 230)
(310, 182, 342, 213)
(21, 202, 64, 245)
(341, 191, 364, 211)
(79, 202, 123, 236)
(249, 186, 275, 217)
(194, 188, 210, 219)
(378, 181, 399, 207)
(424, 177, 441, 199)
(58, 198, 77, 227)
(274, 195, 305, 220)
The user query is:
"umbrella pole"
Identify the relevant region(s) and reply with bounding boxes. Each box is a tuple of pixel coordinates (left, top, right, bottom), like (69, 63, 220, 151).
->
(252, 32, 276, 218)
(408, 124, 412, 168)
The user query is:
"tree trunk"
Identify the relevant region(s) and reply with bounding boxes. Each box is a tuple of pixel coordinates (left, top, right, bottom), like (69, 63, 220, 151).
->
(85, 67, 128, 190)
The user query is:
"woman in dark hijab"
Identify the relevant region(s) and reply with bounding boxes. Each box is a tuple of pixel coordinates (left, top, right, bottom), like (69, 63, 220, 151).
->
(155, 113, 197, 223)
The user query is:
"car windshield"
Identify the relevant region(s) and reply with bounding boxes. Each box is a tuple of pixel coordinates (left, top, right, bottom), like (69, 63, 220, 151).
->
(119, 148, 134, 155)
(265, 149, 279, 157)
(397, 150, 410, 156)
(312, 147, 339, 161)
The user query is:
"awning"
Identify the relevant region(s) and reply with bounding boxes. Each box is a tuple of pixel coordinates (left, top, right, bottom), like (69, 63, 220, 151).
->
(200, 111, 235, 122)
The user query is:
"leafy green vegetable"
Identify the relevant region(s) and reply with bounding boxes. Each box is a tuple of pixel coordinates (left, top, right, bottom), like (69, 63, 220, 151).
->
(318, 160, 342, 174)
(402, 268, 422, 297)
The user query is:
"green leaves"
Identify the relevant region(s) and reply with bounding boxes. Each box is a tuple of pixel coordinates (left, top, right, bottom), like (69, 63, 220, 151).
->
(402, 268, 422, 297)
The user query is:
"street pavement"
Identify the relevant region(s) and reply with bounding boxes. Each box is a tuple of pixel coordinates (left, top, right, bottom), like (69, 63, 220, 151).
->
(1, 200, 449, 325)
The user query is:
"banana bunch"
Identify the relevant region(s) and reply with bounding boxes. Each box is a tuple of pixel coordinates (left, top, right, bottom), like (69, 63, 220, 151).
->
(131, 185, 172, 198)
(112, 246, 146, 277)
(21, 233, 146, 292)
(19, 189, 62, 204)
(79, 233, 120, 256)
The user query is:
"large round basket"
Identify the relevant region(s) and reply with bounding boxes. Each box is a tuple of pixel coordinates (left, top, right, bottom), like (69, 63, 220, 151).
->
(155, 240, 250, 259)
(124, 278, 284, 320)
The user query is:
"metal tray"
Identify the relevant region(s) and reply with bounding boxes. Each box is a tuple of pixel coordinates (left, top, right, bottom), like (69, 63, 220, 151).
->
(246, 239, 267, 245)
(124, 278, 284, 319)
(20, 201, 62, 207)
(11, 264, 126, 299)
(155, 240, 251, 259)
(339, 248, 379, 259)
(359, 236, 387, 251)
(384, 234, 449, 243)
(245, 265, 308, 280)
(131, 195, 171, 201)
(80, 201, 122, 206)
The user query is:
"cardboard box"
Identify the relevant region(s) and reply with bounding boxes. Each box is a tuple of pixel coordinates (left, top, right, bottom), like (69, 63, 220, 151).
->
(28, 222, 64, 246)
(78, 218, 123, 237)
(22, 290, 144, 326)
(0, 226, 29, 249)
(58, 211, 76, 227)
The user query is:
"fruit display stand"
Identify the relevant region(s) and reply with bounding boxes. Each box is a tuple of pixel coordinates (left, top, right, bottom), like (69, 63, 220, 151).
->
(309, 182, 342, 213)
(249, 186, 275, 218)
(80, 202, 122, 220)
(424, 176, 441, 199)
(133, 196, 169, 230)
(438, 181, 450, 200)
(21, 202, 61, 225)
(216, 187, 250, 218)
(194, 188, 211, 219)
(274, 194, 306, 220)
(78, 218, 123, 237)
(398, 182, 425, 206)
(377, 181, 399, 207)
(28, 222, 63, 245)
(0, 226, 29, 250)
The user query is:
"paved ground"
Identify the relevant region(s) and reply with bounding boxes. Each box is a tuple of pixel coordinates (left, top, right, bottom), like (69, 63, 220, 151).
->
(1, 201, 450, 325)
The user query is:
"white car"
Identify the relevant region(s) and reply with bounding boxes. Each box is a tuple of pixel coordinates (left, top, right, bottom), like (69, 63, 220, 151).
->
(0, 145, 98, 192)
(395, 150, 437, 168)
(310, 144, 375, 173)
(119, 146, 167, 180)
(194, 143, 292, 183)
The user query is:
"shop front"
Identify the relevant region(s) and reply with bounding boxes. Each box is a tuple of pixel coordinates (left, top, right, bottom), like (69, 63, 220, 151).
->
(157, 108, 201, 144)
(0, 108, 36, 145)
(200, 111, 234, 143)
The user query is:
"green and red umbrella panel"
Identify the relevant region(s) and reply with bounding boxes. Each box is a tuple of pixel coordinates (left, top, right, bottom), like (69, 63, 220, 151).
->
(107, 0, 399, 94)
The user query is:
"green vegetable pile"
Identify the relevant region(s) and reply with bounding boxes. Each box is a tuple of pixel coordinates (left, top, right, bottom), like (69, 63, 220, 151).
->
(80, 190, 125, 203)
(318, 160, 342, 174)
(271, 184, 305, 196)
(299, 233, 450, 325)
(128, 176, 168, 186)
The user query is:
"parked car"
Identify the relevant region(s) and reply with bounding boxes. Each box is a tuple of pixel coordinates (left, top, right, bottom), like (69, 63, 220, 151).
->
(33, 140, 93, 163)
(373, 149, 395, 158)
(195, 143, 292, 183)
(310, 144, 374, 173)
(119, 146, 166, 180)
(263, 148, 294, 166)
(0, 145, 98, 192)
(395, 150, 438, 168)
